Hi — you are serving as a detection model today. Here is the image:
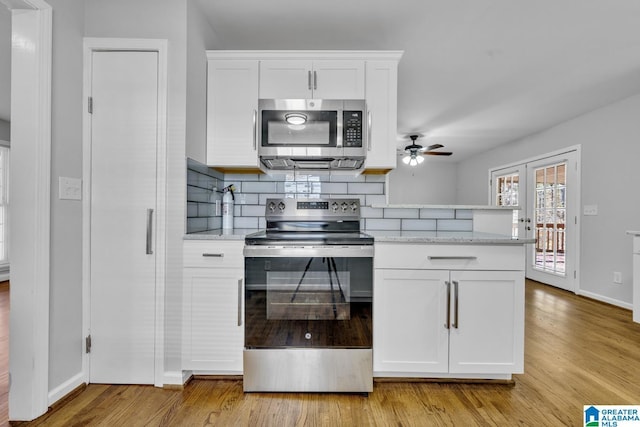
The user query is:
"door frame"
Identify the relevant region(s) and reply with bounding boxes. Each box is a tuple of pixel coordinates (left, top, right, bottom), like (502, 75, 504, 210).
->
(488, 145, 582, 293)
(82, 38, 168, 387)
(7, 0, 52, 421)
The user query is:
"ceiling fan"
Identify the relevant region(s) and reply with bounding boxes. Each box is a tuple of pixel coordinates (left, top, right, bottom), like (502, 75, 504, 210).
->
(399, 134, 453, 166)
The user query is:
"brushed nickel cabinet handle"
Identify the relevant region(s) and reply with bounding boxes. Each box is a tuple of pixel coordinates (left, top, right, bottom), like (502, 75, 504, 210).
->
(202, 253, 224, 257)
(146, 209, 154, 255)
(252, 109, 257, 150)
(428, 256, 478, 261)
(308, 70, 312, 90)
(313, 71, 317, 90)
(237, 279, 243, 327)
(453, 280, 459, 329)
(445, 281, 451, 330)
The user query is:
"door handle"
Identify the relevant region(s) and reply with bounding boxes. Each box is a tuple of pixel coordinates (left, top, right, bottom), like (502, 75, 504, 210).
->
(237, 279, 243, 327)
(252, 109, 257, 150)
(452, 280, 459, 329)
(445, 281, 451, 329)
(146, 208, 154, 255)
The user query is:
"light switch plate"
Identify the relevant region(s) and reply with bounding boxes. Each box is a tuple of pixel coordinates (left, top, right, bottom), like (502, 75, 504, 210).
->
(583, 205, 598, 216)
(59, 177, 82, 200)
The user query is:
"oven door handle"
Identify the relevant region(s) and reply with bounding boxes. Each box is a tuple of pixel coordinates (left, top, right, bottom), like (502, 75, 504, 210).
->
(243, 245, 374, 258)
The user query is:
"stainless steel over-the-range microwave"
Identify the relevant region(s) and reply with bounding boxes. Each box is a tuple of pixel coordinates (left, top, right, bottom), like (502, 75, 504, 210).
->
(257, 99, 367, 171)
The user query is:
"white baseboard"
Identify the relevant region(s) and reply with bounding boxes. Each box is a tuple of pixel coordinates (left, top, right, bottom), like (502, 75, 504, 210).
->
(48, 372, 85, 406)
(0, 272, 9, 282)
(577, 289, 632, 310)
(163, 370, 191, 387)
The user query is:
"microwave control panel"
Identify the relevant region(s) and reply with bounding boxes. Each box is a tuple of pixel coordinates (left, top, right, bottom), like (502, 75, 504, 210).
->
(343, 111, 363, 147)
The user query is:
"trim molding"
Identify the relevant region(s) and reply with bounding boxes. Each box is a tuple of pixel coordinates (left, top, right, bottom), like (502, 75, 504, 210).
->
(577, 289, 633, 311)
(47, 372, 85, 406)
(206, 50, 404, 61)
(7, 1, 52, 421)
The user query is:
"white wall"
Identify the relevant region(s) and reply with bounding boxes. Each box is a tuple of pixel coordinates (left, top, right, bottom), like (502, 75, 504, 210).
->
(84, 0, 188, 380)
(388, 159, 458, 205)
(47, 0, 85, 397)
(457, 93, 640, 306)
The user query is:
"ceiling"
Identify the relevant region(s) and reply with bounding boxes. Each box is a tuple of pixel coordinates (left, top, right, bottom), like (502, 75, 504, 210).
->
(195, 0, 640, 161)
(2, 1, 640, 161)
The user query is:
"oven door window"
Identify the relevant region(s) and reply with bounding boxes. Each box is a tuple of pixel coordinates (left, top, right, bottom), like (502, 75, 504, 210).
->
(245, 256, 372, 349)
(261, 110, 337, 147)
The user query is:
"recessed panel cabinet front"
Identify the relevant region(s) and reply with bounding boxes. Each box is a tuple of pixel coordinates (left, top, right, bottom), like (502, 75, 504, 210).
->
(183, 241, 244, 373)
(206, 59, 259, 168)
(373, 269, 450, 374)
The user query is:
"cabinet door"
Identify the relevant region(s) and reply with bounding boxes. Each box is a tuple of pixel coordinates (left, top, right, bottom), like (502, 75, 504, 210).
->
(206, 60, 259, 168)
(259, 59, 365, 99)
(448, 270, 524, 374)
(259, 59, 312, 99)
(373, 269, 449, 375)
(183, 267, 244, 372)
(364, 60, 398, 170)
(312, 60, 365, 99)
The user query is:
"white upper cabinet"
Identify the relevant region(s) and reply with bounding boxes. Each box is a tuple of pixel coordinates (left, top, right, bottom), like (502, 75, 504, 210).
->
(205, 51, 402, 172)
(206, 58, 259, 168)
(259, 59, 365, 100)
(365, 60, 399, 171)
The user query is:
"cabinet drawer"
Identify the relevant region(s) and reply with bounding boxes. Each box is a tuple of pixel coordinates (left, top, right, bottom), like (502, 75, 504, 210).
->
(375, 243, 524, 271)
(184, 240, 244, 268)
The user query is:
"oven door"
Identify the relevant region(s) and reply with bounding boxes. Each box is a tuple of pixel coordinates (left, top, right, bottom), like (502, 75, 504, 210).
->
(244, 245, 373, 349)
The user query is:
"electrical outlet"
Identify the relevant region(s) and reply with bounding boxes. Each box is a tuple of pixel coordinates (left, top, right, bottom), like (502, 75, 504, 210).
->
(613, 271, 622, 284)
(583, 205, 598, 216)
(215, 200, 221, 216)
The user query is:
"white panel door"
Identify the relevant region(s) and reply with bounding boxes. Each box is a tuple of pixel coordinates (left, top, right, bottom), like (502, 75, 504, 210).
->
(89, 50, 158, 384)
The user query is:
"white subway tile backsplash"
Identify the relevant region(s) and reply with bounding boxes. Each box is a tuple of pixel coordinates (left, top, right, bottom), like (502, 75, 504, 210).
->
(436, 219, 473, 231)
(401, 219, 437, 231)
(361, 207, 383, 218)
(455, 209, 473, 219)
(365, 194, 387, 206)
(384, 208, 419, 219)
(348, 182, 384, 195)
(365, 218, 401, 230)
(420, 208, 455, 219)
(234, 216, 259, 229)
(241, 181, 277, 193)
(188, 159, 472, 234)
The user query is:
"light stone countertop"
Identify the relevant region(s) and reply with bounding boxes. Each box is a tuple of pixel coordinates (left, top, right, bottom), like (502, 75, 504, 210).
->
(184, 229, 260, 241)
(365, 230, 535, 245)
(184, 229, 534, 244)
(371, 204, 520, 210)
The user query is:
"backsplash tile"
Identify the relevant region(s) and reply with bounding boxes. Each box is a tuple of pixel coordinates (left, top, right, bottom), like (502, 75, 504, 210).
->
(185, 158, 474, 233)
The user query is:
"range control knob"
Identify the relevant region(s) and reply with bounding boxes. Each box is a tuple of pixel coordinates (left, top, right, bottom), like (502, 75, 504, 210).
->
(277, 201, 286, 212)
(350, 202, 359, 212)
(341, 202, 348, 212)
(268, 201, 276, 212)
(331, 202, 339, 212)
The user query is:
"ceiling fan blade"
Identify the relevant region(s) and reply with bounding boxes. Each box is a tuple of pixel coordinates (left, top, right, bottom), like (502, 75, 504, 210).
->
(424, 151, 453, 156)
(419, 143, 444, 152)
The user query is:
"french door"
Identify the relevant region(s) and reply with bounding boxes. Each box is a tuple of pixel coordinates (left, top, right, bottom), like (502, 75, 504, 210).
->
(491, 149, 579, 292)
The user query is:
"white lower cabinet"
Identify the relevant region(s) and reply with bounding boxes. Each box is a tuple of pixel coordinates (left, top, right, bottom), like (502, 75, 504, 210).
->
(183, 241, 244, 373)
(373, 243, 525, 378)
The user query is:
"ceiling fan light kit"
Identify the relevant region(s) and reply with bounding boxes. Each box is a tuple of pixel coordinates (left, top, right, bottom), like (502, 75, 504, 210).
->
(400, 134, 453, 166)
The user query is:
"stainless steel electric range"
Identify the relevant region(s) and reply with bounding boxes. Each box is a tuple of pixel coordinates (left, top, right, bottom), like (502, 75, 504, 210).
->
(243, 198, 374, 393)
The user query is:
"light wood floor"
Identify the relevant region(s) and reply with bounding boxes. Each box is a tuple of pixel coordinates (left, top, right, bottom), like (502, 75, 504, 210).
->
(10, 280, 640, 426)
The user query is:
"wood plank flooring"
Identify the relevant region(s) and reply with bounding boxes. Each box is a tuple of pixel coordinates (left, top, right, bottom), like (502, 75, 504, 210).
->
(11, 280, 640, 426)
(1, 281, 8, 427)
